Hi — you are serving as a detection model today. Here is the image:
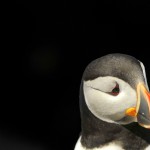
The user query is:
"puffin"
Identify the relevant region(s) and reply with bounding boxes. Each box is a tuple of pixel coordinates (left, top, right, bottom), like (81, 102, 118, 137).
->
(74, 53, 150, 150)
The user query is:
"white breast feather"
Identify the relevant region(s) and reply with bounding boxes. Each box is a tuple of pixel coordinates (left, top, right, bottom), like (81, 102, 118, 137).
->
(74, 137, 124, 150)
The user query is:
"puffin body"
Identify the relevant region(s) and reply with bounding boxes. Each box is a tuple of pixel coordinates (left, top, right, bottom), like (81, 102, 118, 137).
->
(74, 54, 150, 150)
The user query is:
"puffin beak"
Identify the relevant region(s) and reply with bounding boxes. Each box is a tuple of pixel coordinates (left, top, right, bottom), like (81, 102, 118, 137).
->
(136, 83, 150, 129)
(126, 83, 150, 129)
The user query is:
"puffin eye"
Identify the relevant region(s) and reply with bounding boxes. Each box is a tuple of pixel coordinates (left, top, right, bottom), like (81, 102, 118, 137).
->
(109, 83, 120, 96)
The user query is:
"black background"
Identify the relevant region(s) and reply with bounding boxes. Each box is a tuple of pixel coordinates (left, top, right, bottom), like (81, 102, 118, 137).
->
(2, 0, 150, 149)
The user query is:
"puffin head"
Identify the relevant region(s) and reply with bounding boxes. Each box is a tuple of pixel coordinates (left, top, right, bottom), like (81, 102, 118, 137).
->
(82, 53, 150, 128)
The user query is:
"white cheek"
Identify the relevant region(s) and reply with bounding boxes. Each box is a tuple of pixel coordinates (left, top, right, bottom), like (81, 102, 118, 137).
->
(83, 77, 137, 122)
(85, 77, 117, 93)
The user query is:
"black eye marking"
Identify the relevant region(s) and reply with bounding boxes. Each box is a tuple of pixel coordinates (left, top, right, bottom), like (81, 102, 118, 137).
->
(88, 82, 120, 96)
(108, 83, 120, 96)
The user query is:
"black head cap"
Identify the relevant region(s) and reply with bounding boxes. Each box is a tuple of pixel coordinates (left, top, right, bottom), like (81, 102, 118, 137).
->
(83, 53, 145, 89)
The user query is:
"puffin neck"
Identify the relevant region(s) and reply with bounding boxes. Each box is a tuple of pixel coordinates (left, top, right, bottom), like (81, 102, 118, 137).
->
(79, 81, 123, 148)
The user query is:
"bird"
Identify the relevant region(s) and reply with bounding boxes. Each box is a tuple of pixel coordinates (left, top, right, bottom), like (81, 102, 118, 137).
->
(74, 53, 150, 150)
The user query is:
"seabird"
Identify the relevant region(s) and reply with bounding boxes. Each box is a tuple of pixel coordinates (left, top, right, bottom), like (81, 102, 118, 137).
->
(74, 53, 150, 150)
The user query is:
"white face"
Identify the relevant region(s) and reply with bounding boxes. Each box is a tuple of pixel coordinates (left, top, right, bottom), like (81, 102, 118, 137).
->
(83, 76, 137, 124)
